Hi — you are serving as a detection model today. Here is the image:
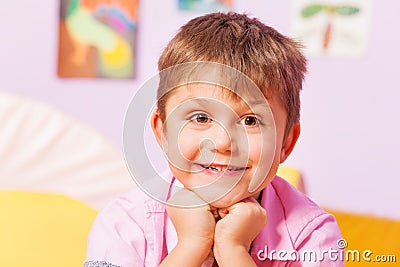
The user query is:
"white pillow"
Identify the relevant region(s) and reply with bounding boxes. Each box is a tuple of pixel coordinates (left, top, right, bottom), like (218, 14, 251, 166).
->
(0, 91, 134, 210)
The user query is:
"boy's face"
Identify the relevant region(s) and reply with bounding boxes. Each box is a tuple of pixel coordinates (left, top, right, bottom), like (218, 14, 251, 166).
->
(152, 83, 299, 208)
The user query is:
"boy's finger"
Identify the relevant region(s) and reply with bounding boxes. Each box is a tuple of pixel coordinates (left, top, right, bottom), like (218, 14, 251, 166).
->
(217, 208, 229, 218)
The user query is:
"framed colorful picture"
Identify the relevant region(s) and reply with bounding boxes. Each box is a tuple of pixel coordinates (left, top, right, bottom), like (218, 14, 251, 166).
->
(178, 0, 233, 13)
(58, 0, 138, 78)
(292, 0, 371, 57)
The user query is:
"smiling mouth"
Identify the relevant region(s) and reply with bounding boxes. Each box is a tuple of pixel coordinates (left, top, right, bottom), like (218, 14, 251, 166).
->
(199, 164, 247, 172)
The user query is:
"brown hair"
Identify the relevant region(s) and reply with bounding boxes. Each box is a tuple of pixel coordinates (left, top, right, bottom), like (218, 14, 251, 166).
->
(157, 12, 307, 137)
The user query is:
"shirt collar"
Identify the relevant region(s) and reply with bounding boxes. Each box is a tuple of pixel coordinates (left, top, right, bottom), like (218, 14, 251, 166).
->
(251, 177, 296, 260)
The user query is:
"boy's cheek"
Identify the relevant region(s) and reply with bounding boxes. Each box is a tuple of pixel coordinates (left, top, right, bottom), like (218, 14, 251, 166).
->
(247, 135, 273, 166)
(176, 129, 215, 162)
(246, 136, 278, 192)
(177, 132, 199, 161)
(164, 130, 200, 172)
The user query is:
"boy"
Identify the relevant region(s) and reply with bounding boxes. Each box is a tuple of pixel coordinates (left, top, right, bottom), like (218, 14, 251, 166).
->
(85, 12, 343, 266)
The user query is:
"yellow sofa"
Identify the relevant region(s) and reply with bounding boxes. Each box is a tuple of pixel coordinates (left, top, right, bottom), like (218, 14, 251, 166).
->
(329, 209, 400, 266)
(0, 191, 97, 267)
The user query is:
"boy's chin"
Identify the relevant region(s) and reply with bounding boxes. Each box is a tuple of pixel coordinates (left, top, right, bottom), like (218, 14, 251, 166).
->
(209, 201, 232, 209)
(205, 190, 262, 209)
(189, 187, 238, 207)
(207, 194, 247, 209)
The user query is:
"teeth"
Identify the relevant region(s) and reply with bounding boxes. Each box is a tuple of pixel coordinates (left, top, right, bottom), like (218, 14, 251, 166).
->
(206, 166, 224, 171)
(201, 164, 245, 172)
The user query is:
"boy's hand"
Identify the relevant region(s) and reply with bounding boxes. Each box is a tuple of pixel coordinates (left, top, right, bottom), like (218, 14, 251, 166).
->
(213, 198, 267, 266)
(161, 188, 215, 266)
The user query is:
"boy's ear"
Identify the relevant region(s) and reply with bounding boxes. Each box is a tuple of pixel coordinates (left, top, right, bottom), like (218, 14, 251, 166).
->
(279, 122, 300, 163)
(151, 110, 164, 148)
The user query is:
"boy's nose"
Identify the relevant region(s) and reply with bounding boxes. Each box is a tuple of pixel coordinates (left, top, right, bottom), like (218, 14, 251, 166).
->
(212, 124, 235, 153)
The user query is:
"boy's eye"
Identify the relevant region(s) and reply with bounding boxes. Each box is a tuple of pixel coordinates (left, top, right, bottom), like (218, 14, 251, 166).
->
(190, 113, 211, 124)
(241, 115, 259, 126)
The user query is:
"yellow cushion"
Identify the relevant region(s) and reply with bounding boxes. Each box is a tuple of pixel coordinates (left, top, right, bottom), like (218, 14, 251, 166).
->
(276, 165, 306, 193)
(328, 210, 400, 266)
(0, 191, 97, 267)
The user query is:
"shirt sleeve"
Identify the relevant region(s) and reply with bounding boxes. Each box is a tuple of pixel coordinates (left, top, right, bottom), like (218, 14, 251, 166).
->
(84, 196, 147, 267)
(288, 213, 344, 267)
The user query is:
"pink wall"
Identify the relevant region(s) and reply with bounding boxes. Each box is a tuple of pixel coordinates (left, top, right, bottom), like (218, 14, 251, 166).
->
(1, 0, 399, 218)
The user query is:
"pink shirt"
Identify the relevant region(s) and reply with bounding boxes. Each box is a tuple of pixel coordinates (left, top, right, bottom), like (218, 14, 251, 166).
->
(85, 176, 343, 266)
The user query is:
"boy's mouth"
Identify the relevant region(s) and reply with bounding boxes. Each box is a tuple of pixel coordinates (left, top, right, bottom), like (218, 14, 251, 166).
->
(199, 164, 247, 172)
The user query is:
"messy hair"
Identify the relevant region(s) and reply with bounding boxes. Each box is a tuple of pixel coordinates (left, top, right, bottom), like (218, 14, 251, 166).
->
(157, 12, 307, 137)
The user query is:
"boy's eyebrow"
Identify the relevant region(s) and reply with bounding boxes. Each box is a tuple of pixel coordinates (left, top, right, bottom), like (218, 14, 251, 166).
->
(175, 98, 210, 109)
(182, 97, 268, 106)
(246, 99, 269, 106)
(178, 98, 270, 114)
(183, 98, 211, 106)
